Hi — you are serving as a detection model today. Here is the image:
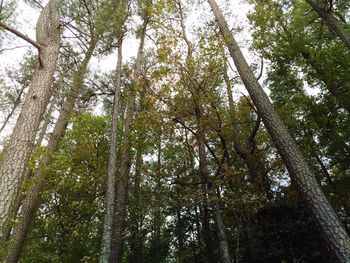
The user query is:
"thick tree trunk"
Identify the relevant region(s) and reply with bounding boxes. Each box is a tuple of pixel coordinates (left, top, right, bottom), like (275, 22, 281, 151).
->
(3, 95, 57, 242)
(305, 0, 350, 51)
(100, 37, 123, 263)
(3, 40, 97, 263)
(112, 16, 149, 263)
(0, 0, 60, 242)
(208, 0, 350, 261)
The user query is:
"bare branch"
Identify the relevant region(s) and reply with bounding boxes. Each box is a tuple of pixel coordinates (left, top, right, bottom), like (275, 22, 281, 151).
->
(0, 21, 41, 50)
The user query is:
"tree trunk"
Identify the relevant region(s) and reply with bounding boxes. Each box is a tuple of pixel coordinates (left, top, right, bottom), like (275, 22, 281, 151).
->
(178, 3, 232, 259)
(0, 85, 26, 135)
(3, 94, 58, 242)
(208, 0, 350, 261)
(0, 0, 60, 242)
(3, 39, 97, 263)
(100, 37, 123, 263)
(214, 197, 231, 263)
(305, 0, 350, 51)
(112, 15, 149, 263)
(130, 150, 143, 263)
(194, 97, 232, 263)
(223, 61, 270, 198)
(154, 140, 162, 262)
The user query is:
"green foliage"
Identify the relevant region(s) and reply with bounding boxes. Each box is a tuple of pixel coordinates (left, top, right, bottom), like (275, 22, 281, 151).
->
(1, 0, 349, 262)
(21, 114, 109, 263)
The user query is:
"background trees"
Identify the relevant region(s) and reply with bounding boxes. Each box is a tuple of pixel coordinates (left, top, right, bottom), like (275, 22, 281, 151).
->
(0, 0, 349, 262)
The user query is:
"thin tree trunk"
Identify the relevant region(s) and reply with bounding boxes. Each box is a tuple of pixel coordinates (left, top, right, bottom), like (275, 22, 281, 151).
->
(208, 0, 350, 261)
(194, 96, 232, 263)
(178, 2, 232, 259)
(305, 0, 350, 51)
(100, 37, 123, 263)
(0, 0, 60, 242)
(0, 85, 26, 135)
(154, 140, 162, 262)
(111, 94, 134, 263)
(184, 131, 210, 263)
(223, 60, 270, 197)
(112, 15, 149, 263)
(130, 150, 143, 263)
(213, 194, 231, 263)
(3, 39, 97, 263)
(175, 210, 184, 262)
(197, 126, 232, 263)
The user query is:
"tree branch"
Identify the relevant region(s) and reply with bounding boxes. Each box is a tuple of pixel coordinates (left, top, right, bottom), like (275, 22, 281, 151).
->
(0, 21, 41, 50)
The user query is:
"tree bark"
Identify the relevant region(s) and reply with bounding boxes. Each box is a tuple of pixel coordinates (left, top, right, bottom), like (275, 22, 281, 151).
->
(3, 39, 97, 263)
(305, 0, 350, 51)
(3, 94, 57, 242)
(208, 0, 350, 261)
(0, 0, 60, 242)
(100, 37, 123, 263)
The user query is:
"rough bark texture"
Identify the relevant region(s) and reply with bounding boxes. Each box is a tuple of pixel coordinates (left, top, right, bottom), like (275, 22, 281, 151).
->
(99, 38, 123, 263)
(0, 0, 60, 242)
(112, 16, 149, 263)
(305, 0, 350, 51)
(3, 40, 97, 263)
(208, 0, 350, 261)
(3, 95, 57, 242)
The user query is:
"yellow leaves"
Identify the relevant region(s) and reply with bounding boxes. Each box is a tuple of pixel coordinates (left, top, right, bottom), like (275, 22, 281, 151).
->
(146, 5, 153, 16)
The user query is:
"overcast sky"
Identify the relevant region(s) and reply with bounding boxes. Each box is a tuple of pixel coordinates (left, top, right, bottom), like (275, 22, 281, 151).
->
(0, 0, 254, 141)
(1, 0, 252, 68)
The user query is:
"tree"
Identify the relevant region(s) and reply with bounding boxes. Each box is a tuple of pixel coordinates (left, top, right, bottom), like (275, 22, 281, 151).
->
(111, 7, 150, 260)
(99, 36, 123, 263)
(305, 0, 350, 51)
(0, 0, 60, 242)
(208, 0, 350, 261)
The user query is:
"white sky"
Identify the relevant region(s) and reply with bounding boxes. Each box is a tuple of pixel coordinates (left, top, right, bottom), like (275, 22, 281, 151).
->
(0, 0, 255, 142)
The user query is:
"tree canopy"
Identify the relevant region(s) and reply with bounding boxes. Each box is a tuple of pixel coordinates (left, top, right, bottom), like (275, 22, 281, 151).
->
(0, 0, 349, 262)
